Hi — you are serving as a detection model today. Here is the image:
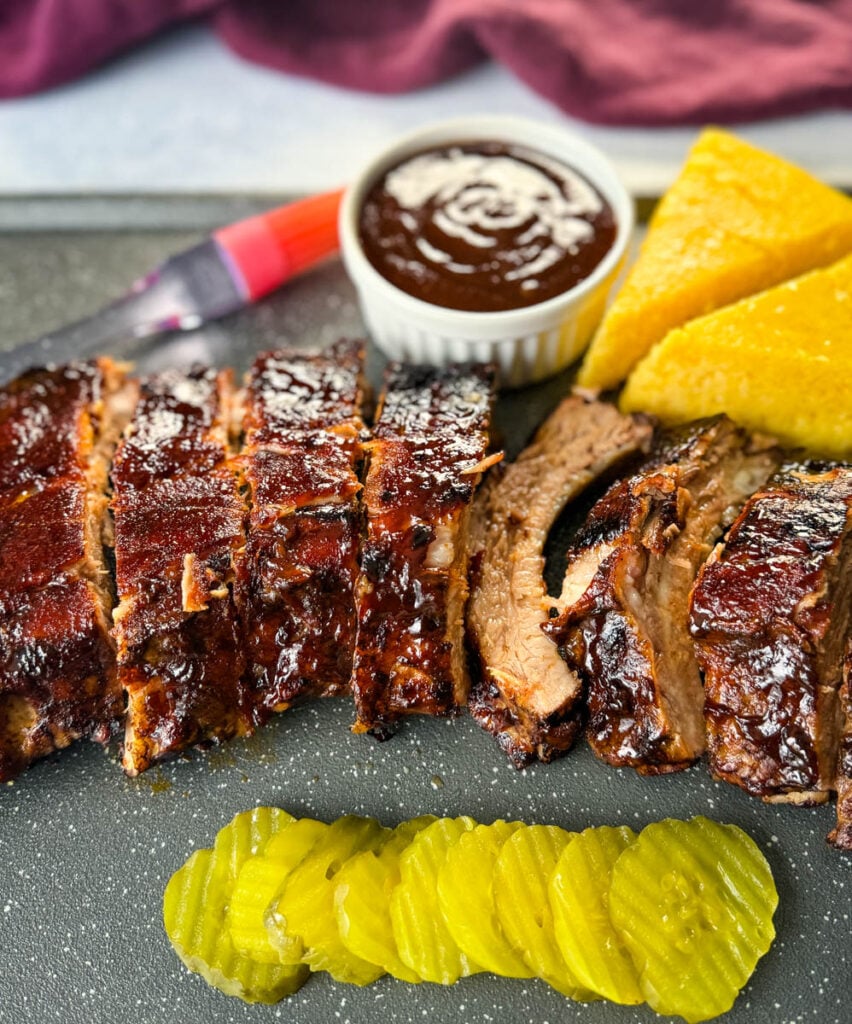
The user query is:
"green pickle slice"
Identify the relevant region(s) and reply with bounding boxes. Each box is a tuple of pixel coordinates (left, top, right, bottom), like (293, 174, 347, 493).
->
(493, 824, 596, 1000)
(271, 814, 388, 985)
(334, 815, 437, 983)
(163, 807, 307, 1004)
(211, 807, 295, 876)
(390, 816, 481, 984)
(227, 817, 328, 964)
(609, 816, 778, 1023)
(549, 825, 642, 1004)
(436, 820, 533, 978)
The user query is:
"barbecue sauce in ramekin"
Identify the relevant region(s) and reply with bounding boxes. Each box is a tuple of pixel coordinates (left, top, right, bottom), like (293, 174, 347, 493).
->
(358, 141, 617, 313)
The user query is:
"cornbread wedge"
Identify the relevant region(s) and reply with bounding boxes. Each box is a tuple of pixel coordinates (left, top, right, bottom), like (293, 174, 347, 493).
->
(578, 128, 852, 390)
(621, 253, 852, 458)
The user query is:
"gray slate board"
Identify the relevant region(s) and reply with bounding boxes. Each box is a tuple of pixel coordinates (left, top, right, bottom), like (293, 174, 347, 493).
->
(0, 227, 849, 1024)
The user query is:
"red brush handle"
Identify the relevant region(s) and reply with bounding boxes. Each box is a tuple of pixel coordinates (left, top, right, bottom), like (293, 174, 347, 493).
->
(214, 188, 344, 302)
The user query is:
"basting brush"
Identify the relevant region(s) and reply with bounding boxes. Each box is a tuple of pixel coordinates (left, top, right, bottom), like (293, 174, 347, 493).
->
(1, 188, 344, 384)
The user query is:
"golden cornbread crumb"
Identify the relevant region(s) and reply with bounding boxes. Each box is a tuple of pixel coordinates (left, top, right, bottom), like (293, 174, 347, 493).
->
(621, 253, 852, 459)
(579, 128, 852, 390)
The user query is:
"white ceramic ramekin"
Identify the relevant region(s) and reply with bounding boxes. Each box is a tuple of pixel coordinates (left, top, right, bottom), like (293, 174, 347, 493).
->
(339, 115, 633, 388)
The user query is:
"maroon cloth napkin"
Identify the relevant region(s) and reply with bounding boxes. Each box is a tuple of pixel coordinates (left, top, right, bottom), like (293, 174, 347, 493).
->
(3, 0, 852, 125)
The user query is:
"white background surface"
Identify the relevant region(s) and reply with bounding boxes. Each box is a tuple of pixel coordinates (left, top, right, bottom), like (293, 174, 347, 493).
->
(0, 24, 850, 198)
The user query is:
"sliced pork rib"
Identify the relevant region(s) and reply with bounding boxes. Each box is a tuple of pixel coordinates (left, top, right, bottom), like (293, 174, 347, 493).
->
(0, 360, 132, 780)
(238, 340, 366, 718)
(467, 393, 653, 767)
(112, 367, 252, 775)
(830, 645, 852, 849)
(545, 416, 780, 774)
(352, 362, 498, 735)
(690, 462, 852, 807)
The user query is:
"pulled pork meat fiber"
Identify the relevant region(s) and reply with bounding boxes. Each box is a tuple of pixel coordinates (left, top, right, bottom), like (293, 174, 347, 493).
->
(690, 462, 852, 809)
(830, 645, 852, 849)
(237, 340, 366, 718)
(112, 367, 252, 776)
(467, 393, 653, 767)
(0, 360, 133, 781)
(352, 362, 498, 735)
(545, 417, 780, 774)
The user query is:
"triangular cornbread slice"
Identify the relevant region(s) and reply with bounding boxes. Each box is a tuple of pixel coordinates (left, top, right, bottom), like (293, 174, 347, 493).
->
(620, 253, 852, 459)
(578, 128, 852, 390)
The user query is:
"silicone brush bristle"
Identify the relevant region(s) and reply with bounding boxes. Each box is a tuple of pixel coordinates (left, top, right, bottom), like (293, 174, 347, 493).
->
(215, 188, 344, 300)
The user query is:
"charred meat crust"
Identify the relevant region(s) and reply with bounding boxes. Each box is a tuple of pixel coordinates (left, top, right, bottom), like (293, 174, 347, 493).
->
(352, 362, 498, 734)
(467, 393, 654, 767)
(112, 367, 251, 776)
(238, 340, 366, 717)
(545, 416, 780, 774)
(691, 462, 852, 805)
(0, 360, 131, 781)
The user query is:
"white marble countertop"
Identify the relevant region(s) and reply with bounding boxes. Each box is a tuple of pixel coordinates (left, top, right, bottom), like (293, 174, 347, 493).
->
(0, 24, 850, 201)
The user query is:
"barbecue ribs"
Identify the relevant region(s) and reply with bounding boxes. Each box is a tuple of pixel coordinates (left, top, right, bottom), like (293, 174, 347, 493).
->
(467, 393, 653, 767)
(352, 362, 498, 735)
(112, 367, 252, 775)
(545, 417, 779, 773)
(0, 360, 132, 780)
(830, 645, 852, 849)
(237, 340, 366, 717)
(690, 462, 852, 806)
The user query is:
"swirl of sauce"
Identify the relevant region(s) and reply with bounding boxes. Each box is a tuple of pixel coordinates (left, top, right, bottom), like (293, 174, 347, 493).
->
(359, 141, 617, 313)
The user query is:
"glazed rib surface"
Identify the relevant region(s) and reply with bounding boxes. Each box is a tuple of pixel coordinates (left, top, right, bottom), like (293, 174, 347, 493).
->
(690, 462, 852, 805)
(112, 367, 251, 775)
(545, 416, 779, 774)
(352, 362, 497, 734)
(0, 360, 130, 780)
(467, 393, 653, 767)
(238, 340, 366, 716)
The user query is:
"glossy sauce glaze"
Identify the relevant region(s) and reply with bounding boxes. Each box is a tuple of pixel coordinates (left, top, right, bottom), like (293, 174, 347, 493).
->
(690, 461, 852, 802)
(111, 367, 252, 776)
(545, 417, 778, 775)
(352, 362, 497, 735)
(359, 141, 616, 312)
(0, 361, 124, 781)
(0, 363, 97, 504)
(239, 340, 366, 714)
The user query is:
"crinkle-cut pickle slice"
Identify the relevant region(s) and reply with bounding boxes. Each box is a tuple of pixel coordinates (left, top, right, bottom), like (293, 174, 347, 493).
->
(335, 816, 437, 983)
(385, 814, 440, 850)
(271, 814, 388, 985)
(212, 807, 295, 878)
(609, 817, 778, 1024)
(437, 820, 533, 979)
(549, 825, 642, 1005)
(493, 824, 597, 1001)
(227, 818, 328, 964)
(163, 808, 307, 1004)
(164, 851, 307, 1003)
(390, 816, 482, 985)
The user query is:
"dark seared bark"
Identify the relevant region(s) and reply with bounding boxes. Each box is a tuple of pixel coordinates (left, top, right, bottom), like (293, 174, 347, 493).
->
(691, 462, 852, 806)
(112, 367, 251, 776)
(0, 361, 131, 780)
(546, 417, 780, 774)
(467, 392, 653, 767)
(237, 340, 366, 718)
(352, 362, 497, 734)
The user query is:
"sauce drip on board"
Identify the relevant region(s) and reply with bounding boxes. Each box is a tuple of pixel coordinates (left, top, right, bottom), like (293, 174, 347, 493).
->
(359, 141, 617, 313)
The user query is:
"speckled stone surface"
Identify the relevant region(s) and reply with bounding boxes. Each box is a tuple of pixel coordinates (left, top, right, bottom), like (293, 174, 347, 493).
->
(1, 224, 850, 1024)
